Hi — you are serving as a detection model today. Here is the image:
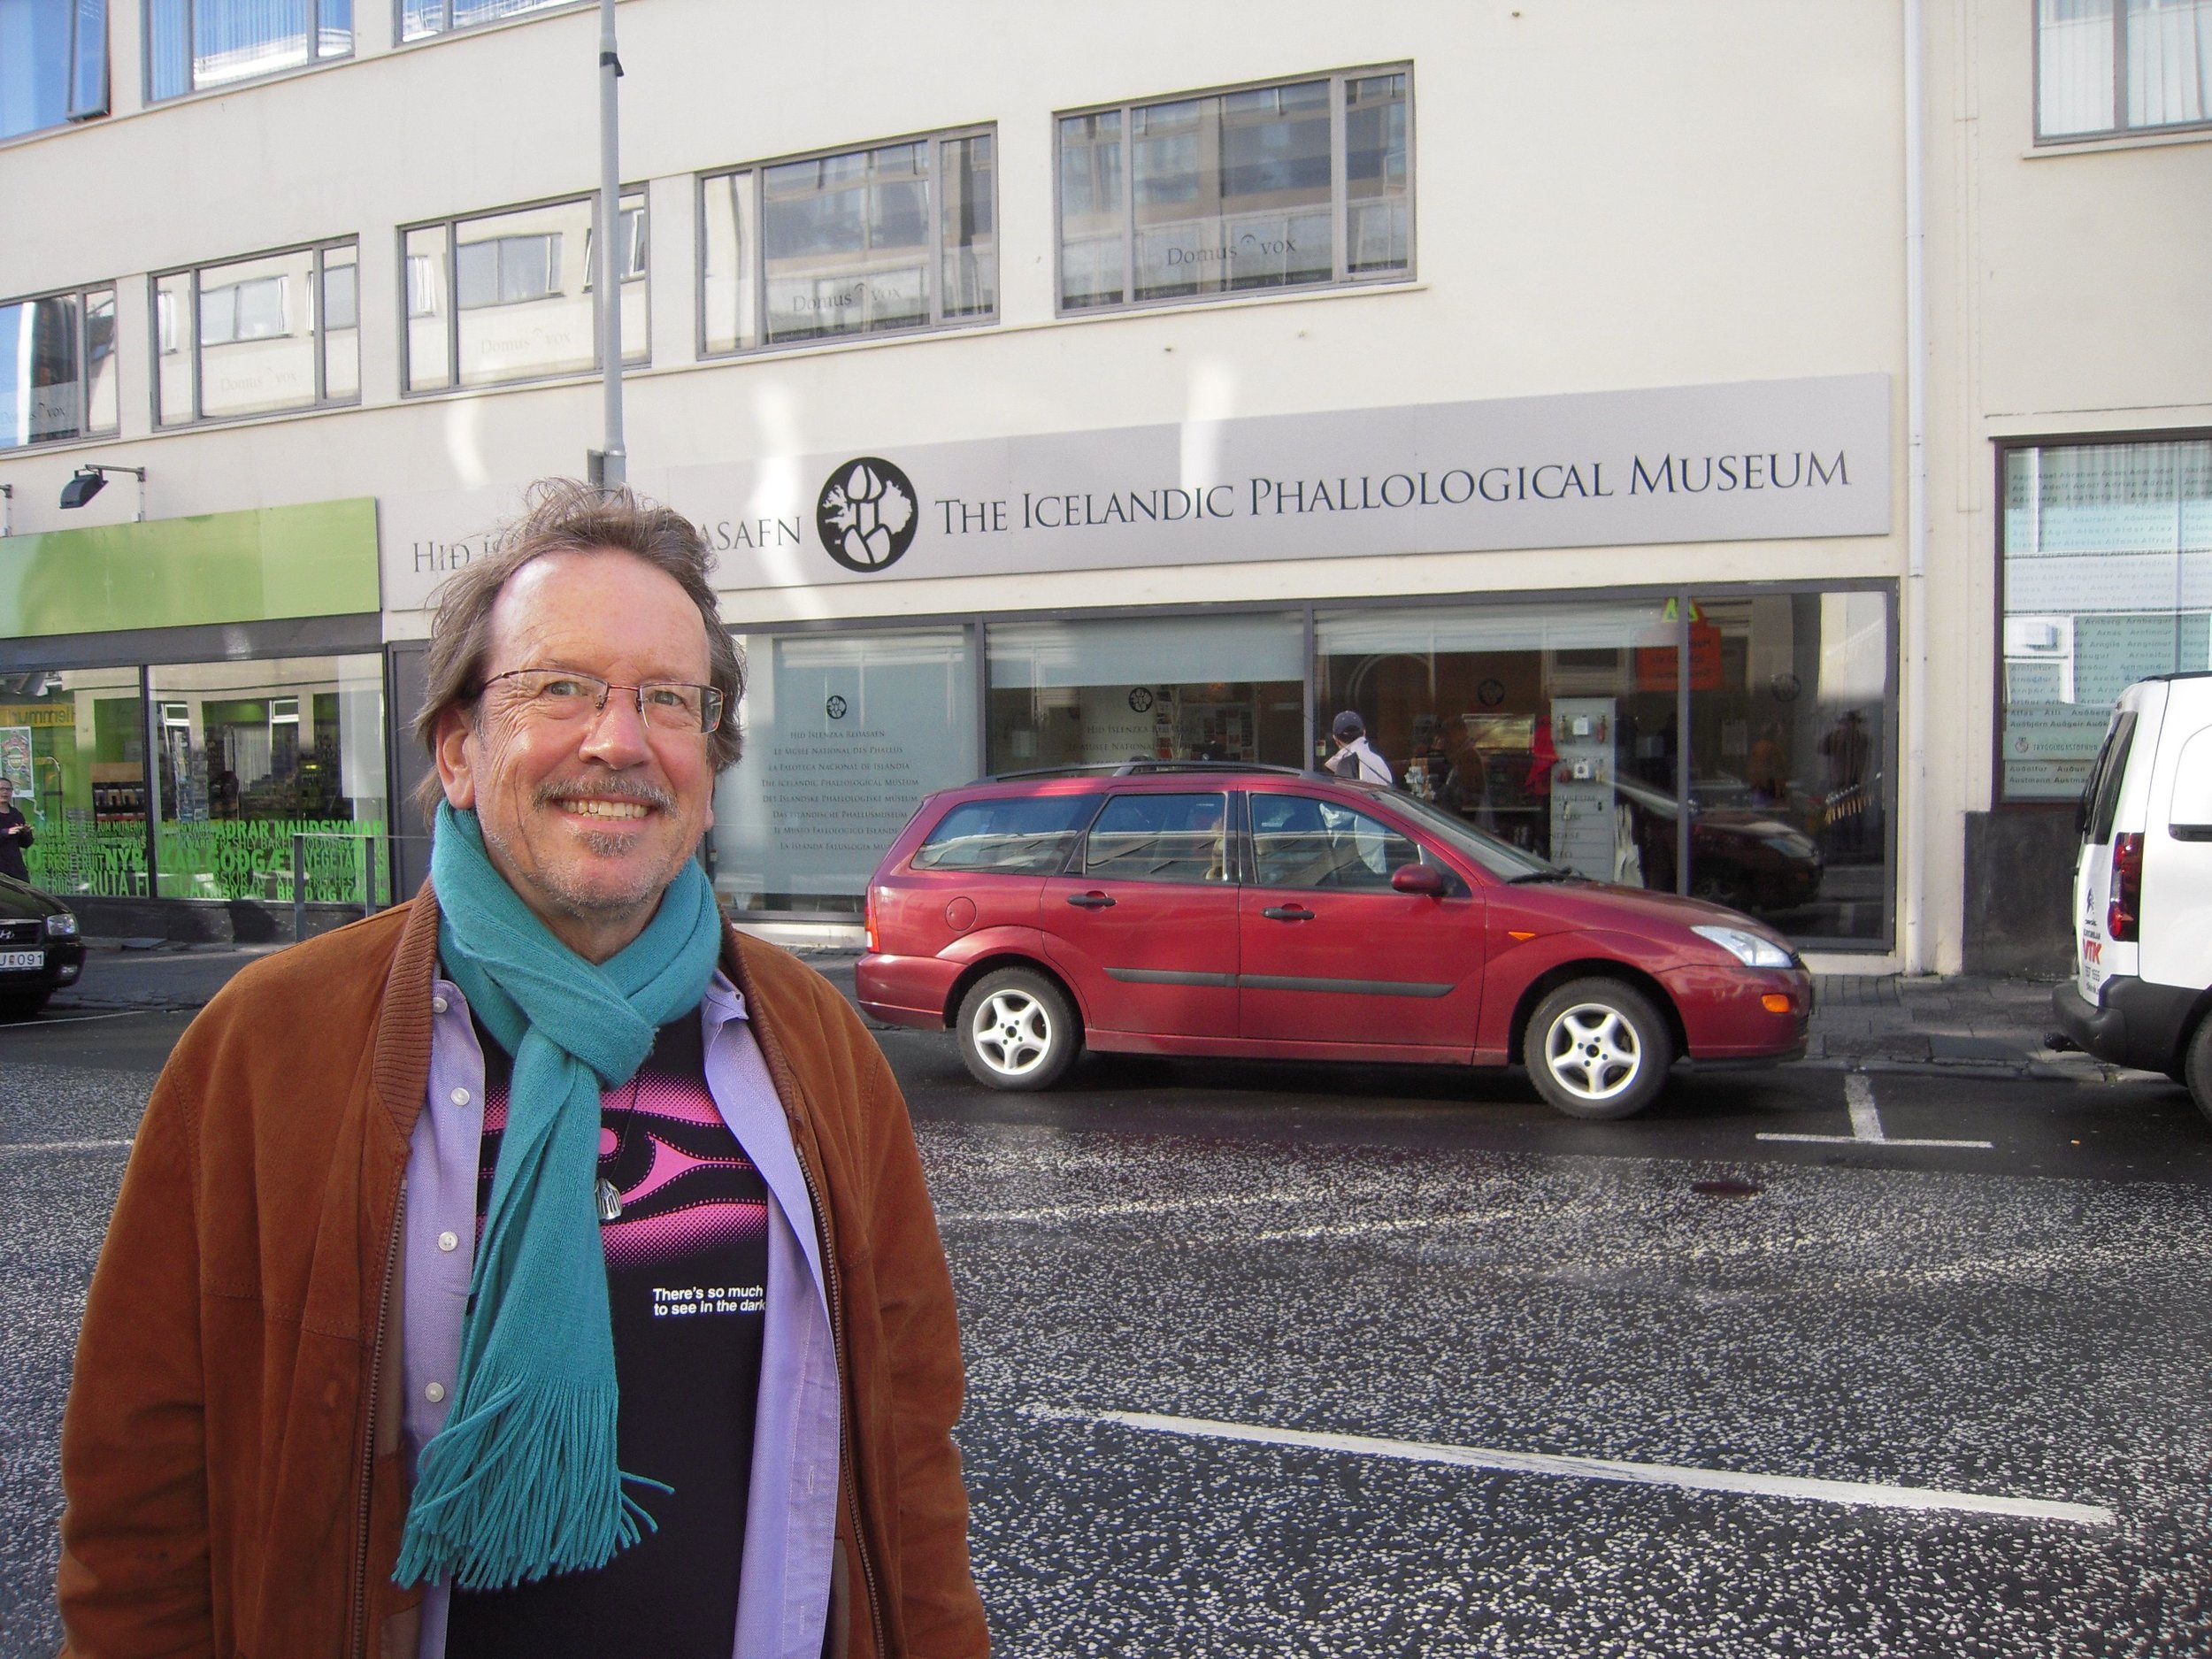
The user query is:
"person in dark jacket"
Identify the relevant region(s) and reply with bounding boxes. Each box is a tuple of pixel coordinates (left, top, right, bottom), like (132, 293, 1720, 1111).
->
(0, 777, 33, 884)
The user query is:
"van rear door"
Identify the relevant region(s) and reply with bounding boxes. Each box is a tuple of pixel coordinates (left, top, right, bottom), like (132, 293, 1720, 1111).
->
(2142, 682, 2212, 994)
(2076, 698, 2147, 1002)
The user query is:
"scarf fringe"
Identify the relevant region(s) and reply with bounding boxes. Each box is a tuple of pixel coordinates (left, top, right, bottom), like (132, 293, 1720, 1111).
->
(393, 1376, 661, 1592)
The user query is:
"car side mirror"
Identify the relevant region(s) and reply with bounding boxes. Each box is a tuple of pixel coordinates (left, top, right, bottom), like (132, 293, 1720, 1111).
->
(1391, 862, 1448, 897)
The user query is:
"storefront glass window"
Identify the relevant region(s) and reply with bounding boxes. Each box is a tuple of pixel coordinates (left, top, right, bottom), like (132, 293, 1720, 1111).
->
(986, 613, 1304, 772)
(1315, 602, 1674, 877)
(0, 667, 148, 897)
(2001, 439, 2212, 801)
(146, 655, 387, 903)
(712, 628, 977, 916)
(1688, 592, 1893, 946)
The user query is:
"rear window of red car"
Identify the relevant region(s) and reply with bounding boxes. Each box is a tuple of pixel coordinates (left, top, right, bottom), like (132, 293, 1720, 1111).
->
(913, 795, 1097, 874)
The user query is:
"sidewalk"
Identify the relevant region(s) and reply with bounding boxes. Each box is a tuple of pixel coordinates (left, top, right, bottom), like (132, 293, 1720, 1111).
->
(43, 941, 2114, 1081)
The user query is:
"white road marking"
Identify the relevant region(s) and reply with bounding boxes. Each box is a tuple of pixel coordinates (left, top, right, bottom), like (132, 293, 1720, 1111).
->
(1089, 1409, 2113, 1527)
(1250, 1210, 1514, 1242)
(0, 1007, 179, 1026)
(0, 1137, 134, 1156)
(1759, 1072, 1993, 1148)
(941, 1190, 1314, 1225)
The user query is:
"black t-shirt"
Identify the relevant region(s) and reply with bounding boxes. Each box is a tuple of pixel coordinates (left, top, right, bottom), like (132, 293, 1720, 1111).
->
(0, 805, 29, 882)
(447, 1010, 769, 1659)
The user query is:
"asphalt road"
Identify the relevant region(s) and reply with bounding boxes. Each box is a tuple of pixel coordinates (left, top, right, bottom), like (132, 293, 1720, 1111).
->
(6, 1000, 2212, 1656)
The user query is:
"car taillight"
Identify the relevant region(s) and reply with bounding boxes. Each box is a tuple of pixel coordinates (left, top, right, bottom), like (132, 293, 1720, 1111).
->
(864, 887, 880, 954)
(2108, 833, 2143, 942)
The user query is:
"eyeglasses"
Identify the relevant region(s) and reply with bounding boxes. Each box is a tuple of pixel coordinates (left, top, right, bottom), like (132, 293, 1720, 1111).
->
(479, 669, 726, 734)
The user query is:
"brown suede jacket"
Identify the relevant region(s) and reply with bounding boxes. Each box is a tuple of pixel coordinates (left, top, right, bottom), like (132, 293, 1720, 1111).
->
(56, 891, 989, 1659)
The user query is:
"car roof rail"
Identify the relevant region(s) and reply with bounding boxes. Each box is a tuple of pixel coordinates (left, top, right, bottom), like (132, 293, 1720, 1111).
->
(983, 760, 1310, 782)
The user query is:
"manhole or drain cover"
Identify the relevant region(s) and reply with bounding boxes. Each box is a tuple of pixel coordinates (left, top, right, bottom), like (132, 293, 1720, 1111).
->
(1690, 1179, 1763, 1198)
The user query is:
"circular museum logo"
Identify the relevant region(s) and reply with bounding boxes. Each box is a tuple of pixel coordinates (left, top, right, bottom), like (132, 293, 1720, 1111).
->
(817, 457, 918, 573)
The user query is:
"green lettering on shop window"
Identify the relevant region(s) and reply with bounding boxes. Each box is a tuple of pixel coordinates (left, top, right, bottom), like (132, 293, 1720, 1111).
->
(0, 500, 380, 640)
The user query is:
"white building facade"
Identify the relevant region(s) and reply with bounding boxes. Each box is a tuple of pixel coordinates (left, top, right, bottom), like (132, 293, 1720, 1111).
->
(1, 0, 2205, 969)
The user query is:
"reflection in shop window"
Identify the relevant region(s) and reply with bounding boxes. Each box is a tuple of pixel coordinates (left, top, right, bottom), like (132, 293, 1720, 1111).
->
(1317, 595, 1891, 949)
(146, 656, 388, 905)
(713, 628, 977, 916)
(0, 284, 119, 450)
(0, 667, 147, 898)
(2001, 439, 2212, 803)
(986, 613, 1303, 772)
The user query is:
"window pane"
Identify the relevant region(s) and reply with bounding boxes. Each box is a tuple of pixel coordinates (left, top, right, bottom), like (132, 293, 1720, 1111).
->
(196, 247, 318, 419)
(700, 169, 757, 353)
(913, 795, 1092, 874)
(987, 613, 1303, 772)
(1345, 73, 1409, 275)
(2, 666, 148, 899)
(2040, 0, 2117, 135)
(321, 247, 358, 401)
(2126, 0, 2212, 127)
(68, 0, 109, 117)
(0, 0, 75, 137)
(0, 294, 82, 449)
(617, 192, 649, 367)
(1057, 111, 1125, 309)
(940, 134, 997, 319)
(154, 269, 196, 425)
(1250, 793, 1418, 891)
(317, 0, 349, 57)
(2001, 440, 2212, 800)
(454, 199, 595, 386)
(1133, 82, 1333, 302)
(145, 0, 189, 98)
(1686, 593, 1891, 946)
(193, 0, 311, 89)
(763, 142, 933, 344)
(403, 224, 451, 392)
(452, 0, 561, 26)
(1316, 601, 1672, 879)
(83, 286, 117, 434)
(400, 0, 443, 40)
(1085, 793, 1228, 884)
(712, 628, 979, 916)
(148, 655, 388, 903)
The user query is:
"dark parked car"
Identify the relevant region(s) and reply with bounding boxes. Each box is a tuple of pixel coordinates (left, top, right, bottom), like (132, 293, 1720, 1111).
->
(0, 873, 84, 1018)
(1615, 775, 1824, 913)
(857, 763, 1810, 1119)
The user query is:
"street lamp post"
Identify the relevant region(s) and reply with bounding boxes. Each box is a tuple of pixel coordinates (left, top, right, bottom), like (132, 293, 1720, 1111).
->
(591, 0, 626, 488)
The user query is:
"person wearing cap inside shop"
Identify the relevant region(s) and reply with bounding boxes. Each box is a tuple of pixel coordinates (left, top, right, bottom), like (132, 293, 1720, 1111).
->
(1324, 710, 1394, 787)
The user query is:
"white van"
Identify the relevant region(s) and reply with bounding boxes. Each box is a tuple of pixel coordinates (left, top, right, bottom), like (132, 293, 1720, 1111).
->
(2051, 673, 2212, 1111)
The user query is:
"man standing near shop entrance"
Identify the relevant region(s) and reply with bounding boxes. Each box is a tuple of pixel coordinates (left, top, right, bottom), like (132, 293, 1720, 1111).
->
(57, 481, 988, 1659)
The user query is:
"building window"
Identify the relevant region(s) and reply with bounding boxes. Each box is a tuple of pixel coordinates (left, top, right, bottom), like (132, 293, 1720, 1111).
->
(2000, 437, 2212, 800)
(153, 240, 357, 425)
(0, 666, 147, 899)
(2038, 0, 2212, 139)
(145, 0, 350, 100)
(147, 654, 388, 903)
(1, 0, 109, 141)
(1056, 65, 1411, 313)
(712, 627, 979, 917)
(698, 127, 997, 356)
(400, 0, 565, 42)
(403, 193, 647, 393)
(1, 284, 119, 450)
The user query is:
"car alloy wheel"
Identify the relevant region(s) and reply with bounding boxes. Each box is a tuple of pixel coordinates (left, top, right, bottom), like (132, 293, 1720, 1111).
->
(1526, 977, 1671, 1119)
(956, 967, 1080, 1091)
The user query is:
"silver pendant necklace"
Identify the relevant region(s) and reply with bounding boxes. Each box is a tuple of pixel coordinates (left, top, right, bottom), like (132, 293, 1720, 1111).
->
(597, 1076, 644, 1225)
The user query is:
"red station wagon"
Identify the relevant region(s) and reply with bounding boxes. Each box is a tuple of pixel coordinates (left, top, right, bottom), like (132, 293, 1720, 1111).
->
(857, 764, 1812, 1119)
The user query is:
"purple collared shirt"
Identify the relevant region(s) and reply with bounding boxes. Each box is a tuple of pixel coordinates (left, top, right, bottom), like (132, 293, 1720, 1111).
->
(403, 971, 841, 1659)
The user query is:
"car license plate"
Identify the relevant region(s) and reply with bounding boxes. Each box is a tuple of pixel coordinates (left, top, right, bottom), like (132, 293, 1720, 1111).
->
(0, 949, 44, 971)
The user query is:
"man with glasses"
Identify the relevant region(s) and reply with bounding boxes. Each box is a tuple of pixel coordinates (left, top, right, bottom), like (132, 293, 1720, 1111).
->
(57, 481, 987, 1659)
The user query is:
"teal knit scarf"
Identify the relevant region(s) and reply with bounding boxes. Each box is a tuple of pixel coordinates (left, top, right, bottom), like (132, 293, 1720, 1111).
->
(394, 802, 724, 1592)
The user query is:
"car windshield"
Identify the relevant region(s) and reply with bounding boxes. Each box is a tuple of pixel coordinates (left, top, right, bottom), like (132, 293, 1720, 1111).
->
(1376, 790, 1570, 882)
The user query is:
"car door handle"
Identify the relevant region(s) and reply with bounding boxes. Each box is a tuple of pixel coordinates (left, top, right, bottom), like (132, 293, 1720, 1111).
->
(1066, 892, 1116, 910)
(1261, 904, 1316, 922)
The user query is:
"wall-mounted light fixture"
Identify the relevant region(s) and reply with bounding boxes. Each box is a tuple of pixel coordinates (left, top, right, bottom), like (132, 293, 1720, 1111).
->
(1, 482, 12, 537)
(60, 464, 147, 520)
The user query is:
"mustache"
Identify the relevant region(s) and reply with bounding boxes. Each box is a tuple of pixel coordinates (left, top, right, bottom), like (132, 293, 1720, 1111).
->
(533, 778, 676, 811)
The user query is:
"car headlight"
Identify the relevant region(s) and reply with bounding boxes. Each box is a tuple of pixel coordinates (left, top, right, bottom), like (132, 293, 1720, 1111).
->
(45, 912, 79, 939)
(1692, 924, 1793, 969)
